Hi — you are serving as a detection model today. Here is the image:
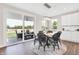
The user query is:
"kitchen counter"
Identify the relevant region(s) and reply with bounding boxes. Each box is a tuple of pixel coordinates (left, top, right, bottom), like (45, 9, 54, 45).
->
(61, 31, 79, 43)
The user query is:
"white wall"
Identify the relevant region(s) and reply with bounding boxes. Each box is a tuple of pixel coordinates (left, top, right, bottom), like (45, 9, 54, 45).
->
(0, 6, 7, 47)
(0, 7, 4, 47)
(35, 15, 43, 34)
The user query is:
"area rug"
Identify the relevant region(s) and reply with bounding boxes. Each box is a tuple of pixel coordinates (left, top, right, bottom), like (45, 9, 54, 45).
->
(33, 43, 67, 55)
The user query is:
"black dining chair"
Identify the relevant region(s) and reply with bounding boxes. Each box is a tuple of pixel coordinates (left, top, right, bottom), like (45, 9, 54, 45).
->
(51, 31, 62, 51)
(34, 31, 48, 51)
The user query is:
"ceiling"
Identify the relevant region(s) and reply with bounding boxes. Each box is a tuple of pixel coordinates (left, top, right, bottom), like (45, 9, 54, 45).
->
(6, 3, 79, 17)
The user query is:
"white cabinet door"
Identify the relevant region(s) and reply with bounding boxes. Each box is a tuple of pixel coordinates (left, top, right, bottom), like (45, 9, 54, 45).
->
(61, 31, 71, 41)
(61, 15, 71, 26)
(71, 32, 79, 43)
(70, 12, 79, 25)
(61, 31, 79, 43)
(62, 12, 79, 26)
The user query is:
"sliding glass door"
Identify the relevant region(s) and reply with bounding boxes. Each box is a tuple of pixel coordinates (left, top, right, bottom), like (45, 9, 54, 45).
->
(6, 11, 35, 45)
(6, 12, 23, 45)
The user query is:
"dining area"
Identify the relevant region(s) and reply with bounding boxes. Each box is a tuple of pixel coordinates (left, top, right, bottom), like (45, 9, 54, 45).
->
(33, 30, 67, 55)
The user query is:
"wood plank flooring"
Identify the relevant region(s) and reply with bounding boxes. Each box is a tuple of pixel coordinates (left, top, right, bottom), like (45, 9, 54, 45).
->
(0, 40, 79, 55)
(62, 40, 79, 55)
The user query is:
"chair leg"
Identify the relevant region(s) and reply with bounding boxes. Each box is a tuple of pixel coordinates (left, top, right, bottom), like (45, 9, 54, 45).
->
(59, 40, 62, 46)
(53, 46, 55, 51)
(38, 44, 41, 50)
(34, 38, 38, 45)
(44, 44, 46, 51)
(39, 41, 42, 46)
(57, 43, 60, 49)
(47, 45, 50, 48)
(34, 39, 36, 45)
(52, 45, 55, 51)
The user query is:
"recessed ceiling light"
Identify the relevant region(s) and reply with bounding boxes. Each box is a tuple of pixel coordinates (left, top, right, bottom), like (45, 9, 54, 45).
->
(64, 8, 67, 10)
(54, 11, 57, 12)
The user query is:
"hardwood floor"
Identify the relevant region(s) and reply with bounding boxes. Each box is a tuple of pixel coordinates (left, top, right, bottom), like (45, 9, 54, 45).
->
(0, 40, 79, 55)
(63, 40, 79, 55)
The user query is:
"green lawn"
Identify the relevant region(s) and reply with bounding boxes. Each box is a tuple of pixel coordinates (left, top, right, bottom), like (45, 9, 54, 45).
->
(7, 31, 16, 38)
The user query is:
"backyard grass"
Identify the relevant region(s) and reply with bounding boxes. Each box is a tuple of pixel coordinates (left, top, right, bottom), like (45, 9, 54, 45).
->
(7, 31, 16, 38)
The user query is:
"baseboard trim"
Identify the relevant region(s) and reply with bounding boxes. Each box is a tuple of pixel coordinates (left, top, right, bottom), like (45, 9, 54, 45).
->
(62, 40, 79, 44)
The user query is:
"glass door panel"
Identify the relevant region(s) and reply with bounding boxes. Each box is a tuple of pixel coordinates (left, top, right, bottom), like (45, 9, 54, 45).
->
(6, 12, 23, 45)
(24, 16, 34, 40)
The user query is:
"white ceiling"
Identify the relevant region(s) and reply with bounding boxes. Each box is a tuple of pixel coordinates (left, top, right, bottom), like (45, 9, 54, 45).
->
(6, 3, 79, 16)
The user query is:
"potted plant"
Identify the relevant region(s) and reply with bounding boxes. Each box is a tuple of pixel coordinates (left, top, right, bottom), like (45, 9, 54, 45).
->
(53, 21, 58, 29)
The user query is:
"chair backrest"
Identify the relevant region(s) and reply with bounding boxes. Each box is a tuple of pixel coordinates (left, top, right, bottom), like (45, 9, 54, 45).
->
(52, 31, 62, 41)
(37, 31, 47, 42)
